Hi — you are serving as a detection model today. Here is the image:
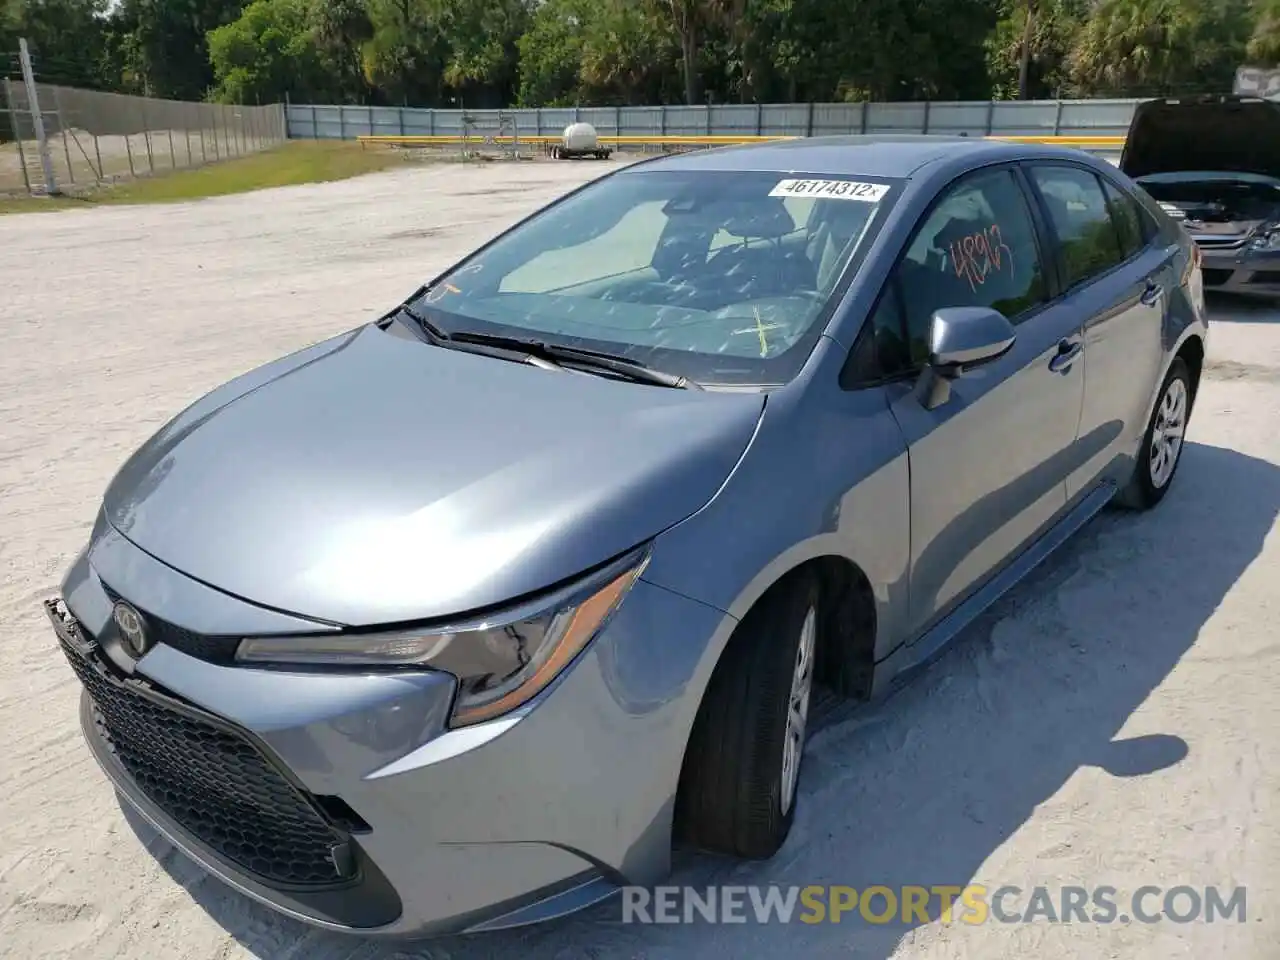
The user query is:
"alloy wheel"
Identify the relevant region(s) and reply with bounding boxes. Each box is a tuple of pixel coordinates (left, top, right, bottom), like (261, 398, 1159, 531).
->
(780, 605, 817, 816)
(1150, 377, 1188, 489)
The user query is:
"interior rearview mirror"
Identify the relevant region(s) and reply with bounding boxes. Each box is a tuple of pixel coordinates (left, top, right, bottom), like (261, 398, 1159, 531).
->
(918, 307, 1016, 410)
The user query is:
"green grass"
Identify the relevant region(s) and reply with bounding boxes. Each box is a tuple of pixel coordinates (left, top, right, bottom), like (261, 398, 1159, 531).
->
(0, 141, 405, 214)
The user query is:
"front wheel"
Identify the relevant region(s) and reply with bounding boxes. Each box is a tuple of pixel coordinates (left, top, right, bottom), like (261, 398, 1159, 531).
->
(1118, 357, 1191, 510)
(677, 574, 820, 859)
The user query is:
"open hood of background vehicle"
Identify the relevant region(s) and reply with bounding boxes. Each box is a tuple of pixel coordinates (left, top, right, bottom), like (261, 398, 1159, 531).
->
(1121, 95, 1280, 180)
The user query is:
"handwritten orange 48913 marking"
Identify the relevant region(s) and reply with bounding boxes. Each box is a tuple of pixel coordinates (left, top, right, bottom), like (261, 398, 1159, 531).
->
(950, 225, 1015, 293)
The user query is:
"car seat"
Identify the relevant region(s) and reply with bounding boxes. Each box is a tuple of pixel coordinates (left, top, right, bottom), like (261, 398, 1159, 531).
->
(706, 200, 817, 300)
(807, 202, 874, 293)
(1041, 192, 1076, 241)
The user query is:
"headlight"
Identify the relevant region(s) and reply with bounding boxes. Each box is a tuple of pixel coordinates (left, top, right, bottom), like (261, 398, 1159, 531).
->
(236, 549, 649, 727)
(1250, 227, 1280, 251)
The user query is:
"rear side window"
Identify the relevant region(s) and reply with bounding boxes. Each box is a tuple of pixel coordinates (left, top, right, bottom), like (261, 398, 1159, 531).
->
(1030, 165, 1125, 288)
(1101, 179, 1147, 258)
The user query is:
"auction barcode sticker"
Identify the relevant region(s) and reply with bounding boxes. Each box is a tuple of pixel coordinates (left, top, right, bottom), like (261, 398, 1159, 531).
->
(769, 179, 889, 202)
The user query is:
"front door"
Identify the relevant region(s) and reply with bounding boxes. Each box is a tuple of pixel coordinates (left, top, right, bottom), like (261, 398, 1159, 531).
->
(877, 166, 1087, 635)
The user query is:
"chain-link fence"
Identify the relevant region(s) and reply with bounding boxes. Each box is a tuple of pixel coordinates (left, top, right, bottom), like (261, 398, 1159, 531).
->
(1, 81, 287, 196)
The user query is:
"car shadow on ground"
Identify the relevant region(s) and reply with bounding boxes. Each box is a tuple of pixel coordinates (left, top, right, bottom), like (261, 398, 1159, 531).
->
(122, 439, 1280, 960)
(1206, 293, 1280, 322)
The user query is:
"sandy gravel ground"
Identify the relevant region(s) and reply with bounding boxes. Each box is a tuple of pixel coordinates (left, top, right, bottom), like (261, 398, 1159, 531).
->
(1, 159, 1278, 960)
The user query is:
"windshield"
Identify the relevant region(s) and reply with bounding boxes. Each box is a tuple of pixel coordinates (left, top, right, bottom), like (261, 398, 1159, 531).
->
(410, 169, 897, 385)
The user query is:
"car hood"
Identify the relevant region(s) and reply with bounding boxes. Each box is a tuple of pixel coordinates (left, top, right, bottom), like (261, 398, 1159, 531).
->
(104, 322, 765, 627)
(1121, 96, 1280, 180)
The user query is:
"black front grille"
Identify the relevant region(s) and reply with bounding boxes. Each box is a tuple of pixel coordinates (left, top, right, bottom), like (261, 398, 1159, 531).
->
(57, 629, 354, 888)
(1201, 267, 1233, 287)
(1193, 235, 1246, 250)
(101, 585, 240, 664)
(150, 620, 241, 663)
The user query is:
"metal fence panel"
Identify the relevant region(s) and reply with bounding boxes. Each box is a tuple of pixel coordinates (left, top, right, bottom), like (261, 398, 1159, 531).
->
(313, 105, 346, 139)
(923, 101, 995, 135)
(619, 106, 662, 135)
(512, 108, 540, 133)
(989, 100, 1063, 135)
(760, 104, 809, 136)
(710, 104, 759, 133)
(578, 107, 620, 134)
(811, 103, 858, 134)
(1057, 98, 1140, 135)
(865, 102, 930, 133)
(284, 98, 1141, 144)
(540, 108, 577, 132)
(434, 110, 465, 135)
(663, 106, 710, 135)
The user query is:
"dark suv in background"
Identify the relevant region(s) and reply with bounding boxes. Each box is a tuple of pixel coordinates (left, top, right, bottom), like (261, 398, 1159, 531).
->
(1122, 93, 1280, 299)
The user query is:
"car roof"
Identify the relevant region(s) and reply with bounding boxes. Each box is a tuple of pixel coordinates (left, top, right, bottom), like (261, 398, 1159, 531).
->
(621, 134, 1080, 180)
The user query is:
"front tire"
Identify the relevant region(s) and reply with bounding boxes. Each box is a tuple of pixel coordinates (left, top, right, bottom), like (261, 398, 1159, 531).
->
(1118, 357, 1191, 510)
(677, 574, 819, 859)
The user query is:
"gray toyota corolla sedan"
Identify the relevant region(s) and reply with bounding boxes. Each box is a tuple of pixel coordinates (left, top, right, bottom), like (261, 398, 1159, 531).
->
(47, 135, 1207, 938)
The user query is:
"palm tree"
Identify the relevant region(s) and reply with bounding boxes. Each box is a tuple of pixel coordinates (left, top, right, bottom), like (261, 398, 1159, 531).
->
(1017, 0, 1037, 99)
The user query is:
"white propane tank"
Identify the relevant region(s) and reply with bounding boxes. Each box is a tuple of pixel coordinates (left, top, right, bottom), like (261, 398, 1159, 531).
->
(561, 122, 599, 153)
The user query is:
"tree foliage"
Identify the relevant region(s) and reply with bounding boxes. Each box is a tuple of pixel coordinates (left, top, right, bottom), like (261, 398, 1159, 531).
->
(1068, 0, 1253, 96)
(207, 0, 332, 103)
(987, 0, 1090, 99)
(2, 0, 1277, 106)
(1249, 0, 1280, 64)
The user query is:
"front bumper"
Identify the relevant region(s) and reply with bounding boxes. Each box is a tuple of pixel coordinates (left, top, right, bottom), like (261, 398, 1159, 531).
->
(53, 526, 729, 938)
(1198, 245, 1280, 297)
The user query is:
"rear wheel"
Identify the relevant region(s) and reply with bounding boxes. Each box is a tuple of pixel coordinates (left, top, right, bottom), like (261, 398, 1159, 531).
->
(1118, 357, 1191, 510)
(677, 573, 819, 859)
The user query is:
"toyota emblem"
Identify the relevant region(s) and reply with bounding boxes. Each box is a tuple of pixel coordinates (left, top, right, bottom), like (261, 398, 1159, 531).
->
(112, 602, 150, 658)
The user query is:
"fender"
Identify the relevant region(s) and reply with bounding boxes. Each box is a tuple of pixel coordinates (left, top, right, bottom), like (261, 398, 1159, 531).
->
(643, 343, 913, 686)
(1137, 324, 1209, 439)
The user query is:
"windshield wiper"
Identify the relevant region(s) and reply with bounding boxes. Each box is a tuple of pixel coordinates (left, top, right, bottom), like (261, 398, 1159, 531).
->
(448, 331, 702, 390)
(397, 304, 699, 389)
(398, 303, 452, 343)
(396, 305, 563, 372)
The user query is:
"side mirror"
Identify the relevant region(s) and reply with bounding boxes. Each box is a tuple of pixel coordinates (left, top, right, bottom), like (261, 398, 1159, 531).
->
(918, 307, 1016, 410)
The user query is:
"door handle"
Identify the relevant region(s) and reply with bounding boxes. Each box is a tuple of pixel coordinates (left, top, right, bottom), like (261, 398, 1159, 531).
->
(1048, 339, 1082, 373)
(1140, 280, 1164, 306)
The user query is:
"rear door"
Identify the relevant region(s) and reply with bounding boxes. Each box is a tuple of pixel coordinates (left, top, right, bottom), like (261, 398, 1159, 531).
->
(868, 165, 1086, 634)
(1024, 163, 1171, 501)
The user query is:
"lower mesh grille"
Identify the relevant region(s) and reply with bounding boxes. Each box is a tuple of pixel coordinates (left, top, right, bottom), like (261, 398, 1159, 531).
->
(59, 632, 354, 888)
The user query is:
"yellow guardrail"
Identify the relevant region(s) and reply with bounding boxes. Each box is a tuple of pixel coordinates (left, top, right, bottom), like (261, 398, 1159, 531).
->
(357, 133, 1127, 149)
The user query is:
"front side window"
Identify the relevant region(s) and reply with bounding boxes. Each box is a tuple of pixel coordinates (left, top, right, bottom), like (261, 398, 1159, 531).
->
(1030, 165, 1126, 288)
(879, 167, 1047, 371)
(412, 170, 897, 385)
(844, 279, 911, 385)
